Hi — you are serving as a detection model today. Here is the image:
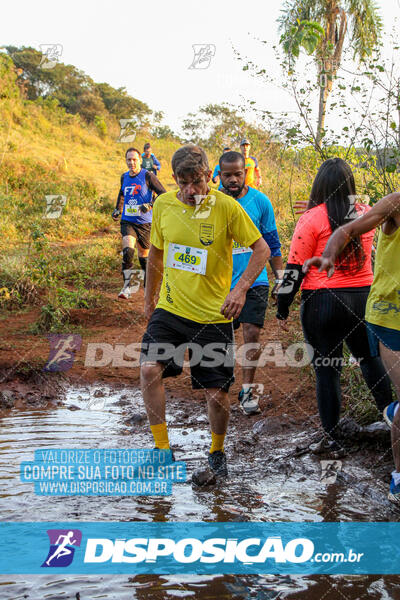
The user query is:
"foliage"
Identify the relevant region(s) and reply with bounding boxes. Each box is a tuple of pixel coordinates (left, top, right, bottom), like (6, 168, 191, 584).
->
(3, 46, 151, 125)
(278, 0, 383, 144)
(181, 103, 271, 152)
(96, 82, 151, 123)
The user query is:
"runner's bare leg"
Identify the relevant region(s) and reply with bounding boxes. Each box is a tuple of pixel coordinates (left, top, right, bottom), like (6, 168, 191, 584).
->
(141, 362, 166, 425)
(379, 343, 400, 471)
(206, 388, 230, 434)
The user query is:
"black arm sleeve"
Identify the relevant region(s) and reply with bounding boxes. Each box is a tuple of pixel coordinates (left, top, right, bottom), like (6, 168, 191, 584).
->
(115, 174, 124, 211)
(146, 171, 166, 197)
(276, 263, 305, 320)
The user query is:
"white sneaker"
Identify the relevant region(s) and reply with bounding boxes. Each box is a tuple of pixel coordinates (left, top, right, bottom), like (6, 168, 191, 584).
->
(118, 285, 133, 299)
(238, 389, 261, 415)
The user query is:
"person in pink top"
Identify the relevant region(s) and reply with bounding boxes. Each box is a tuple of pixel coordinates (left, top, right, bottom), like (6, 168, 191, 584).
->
(276, 158, 392, 455)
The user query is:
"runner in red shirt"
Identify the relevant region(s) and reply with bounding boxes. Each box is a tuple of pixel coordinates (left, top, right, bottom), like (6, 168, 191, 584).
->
(276, 158, 392, 456)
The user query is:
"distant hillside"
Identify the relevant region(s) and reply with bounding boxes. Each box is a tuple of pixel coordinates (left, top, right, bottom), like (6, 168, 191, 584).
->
(0, 52, 183, 250)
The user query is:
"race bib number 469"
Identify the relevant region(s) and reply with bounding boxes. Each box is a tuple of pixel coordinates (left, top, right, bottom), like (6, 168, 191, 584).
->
(166, 243, 207, 275)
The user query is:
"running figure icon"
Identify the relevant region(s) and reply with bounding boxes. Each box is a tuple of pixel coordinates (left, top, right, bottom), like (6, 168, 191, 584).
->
(45, 531, 77, 566)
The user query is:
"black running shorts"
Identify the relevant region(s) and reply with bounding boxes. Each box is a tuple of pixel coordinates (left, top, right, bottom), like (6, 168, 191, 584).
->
(233, 285, 269, 330)
(120, 221, 151, 249)
(141, 308, 235, 391)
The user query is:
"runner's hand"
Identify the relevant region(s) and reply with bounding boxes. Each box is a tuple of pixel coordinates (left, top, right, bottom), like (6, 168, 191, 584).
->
(140, 203, 153, 214)
(271, 281, 282, 303)
(220, 289, 247, 320)
(112, 209, 120, 221)
(293, 200, 308, 215)
(277, 318, 289, 332)
(303, 256, 335, 278)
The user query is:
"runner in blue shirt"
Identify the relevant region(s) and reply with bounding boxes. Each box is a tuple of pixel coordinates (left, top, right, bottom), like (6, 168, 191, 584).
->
(219, 151, 283, 415)
(142, 143, 161, 175)
(112, 147, 165, 299)
(212, 147, 230, 190)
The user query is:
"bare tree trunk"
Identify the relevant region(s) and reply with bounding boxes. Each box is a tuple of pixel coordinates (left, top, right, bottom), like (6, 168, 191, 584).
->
(315, 6, 347, 147)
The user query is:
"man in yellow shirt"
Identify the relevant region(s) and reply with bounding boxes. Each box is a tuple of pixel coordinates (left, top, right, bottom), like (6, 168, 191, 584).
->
(240, 138, 262, 188)
(304, 192, 400, 505)
(140, 144, 269, 484)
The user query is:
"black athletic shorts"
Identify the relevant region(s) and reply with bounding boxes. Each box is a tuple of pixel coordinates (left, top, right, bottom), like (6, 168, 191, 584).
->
(120, 221, 151, 249)
(233, 285, 269, 330)
(141, 308, 235, 391)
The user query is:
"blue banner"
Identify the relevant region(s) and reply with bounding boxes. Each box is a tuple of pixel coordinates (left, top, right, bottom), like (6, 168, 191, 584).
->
(0, 522, 399, 574)
(20, 449, 186, 496)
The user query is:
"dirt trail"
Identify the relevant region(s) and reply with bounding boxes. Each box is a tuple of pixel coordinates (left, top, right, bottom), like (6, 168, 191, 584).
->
(0, 276, 315, 421)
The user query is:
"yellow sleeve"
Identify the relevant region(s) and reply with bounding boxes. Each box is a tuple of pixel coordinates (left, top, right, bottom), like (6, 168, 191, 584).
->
(150, 199, 164, 250)
(229, 200, 261, 247)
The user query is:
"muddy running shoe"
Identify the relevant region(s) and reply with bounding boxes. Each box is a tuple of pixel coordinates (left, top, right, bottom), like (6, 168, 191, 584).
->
(388, 476, 400, 505)
(118, 284, 133, 299)
(208, 450, 228, 477)
(238, 389, 261, 416)
(309, 437, 346, 459)
(383, 401, 399, 428)
(191, 451, 228, 487)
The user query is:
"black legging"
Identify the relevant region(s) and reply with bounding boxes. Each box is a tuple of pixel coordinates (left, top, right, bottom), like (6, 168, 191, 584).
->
(301, 287, 392, 437)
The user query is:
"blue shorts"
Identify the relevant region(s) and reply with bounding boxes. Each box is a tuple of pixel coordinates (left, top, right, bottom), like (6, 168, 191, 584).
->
(366, 322, 400, 357)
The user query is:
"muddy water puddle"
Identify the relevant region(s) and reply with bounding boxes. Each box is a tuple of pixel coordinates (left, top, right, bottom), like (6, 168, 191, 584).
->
(0, 384, 399, 598)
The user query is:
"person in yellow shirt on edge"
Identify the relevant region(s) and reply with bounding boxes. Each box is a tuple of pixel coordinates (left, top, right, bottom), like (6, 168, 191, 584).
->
(303, 192, 400, 505)
(240, 138, 262, 188)
(140, 144, 269, 485)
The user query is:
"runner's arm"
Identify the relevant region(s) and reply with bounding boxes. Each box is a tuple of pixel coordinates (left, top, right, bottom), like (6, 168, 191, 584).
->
(145, 171, 166, 198)
(151, 154, 161, 171)
(275, 210, 317, 324)
(260, 201, 283, 295)
(303, 192, 400, 277)
(144, 244, 164, 321)
(114, 174, 124, 213)
(262, 230, 283, 294)
(221, 237, 270, 319)
(276, 264, 304, 320)
(212, 165, 220, 184)
(252, 156, 262, 186)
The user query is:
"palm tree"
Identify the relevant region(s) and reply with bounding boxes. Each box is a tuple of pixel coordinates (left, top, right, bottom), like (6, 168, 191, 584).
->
(278, 0, 382, 147)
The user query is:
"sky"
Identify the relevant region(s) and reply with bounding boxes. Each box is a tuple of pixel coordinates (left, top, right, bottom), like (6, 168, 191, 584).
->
(1, 0, 400, 134)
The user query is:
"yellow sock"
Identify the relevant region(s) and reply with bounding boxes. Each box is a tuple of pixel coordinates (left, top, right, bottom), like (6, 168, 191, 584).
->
(210, 431, 225, 454)
(150, 422, 170, 450)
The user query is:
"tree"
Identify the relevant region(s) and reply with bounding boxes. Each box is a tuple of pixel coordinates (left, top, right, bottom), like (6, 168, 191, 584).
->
(4, 46, 152, 125)
(279, 0, 383, 146)
(96, 82, 151, 123)
(181, 103, 271, 151)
